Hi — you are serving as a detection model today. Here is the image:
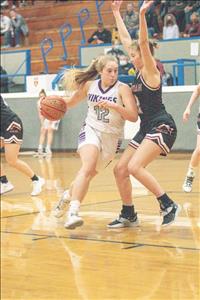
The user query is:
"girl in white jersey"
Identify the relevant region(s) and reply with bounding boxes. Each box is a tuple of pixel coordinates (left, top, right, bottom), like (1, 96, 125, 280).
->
(182, 83, 200, 193)
(35, 89, 60, 157)
(53, 54, 138, 229)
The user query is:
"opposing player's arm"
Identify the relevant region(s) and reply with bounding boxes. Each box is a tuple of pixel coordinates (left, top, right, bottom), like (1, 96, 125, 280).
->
(139, 1, 160, 86)
(63, 81, 90, 108)
(111, 0, 133, 57)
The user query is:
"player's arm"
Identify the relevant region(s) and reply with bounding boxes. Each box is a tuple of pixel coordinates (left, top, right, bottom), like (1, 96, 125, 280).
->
(183, 83, 200, 122)
(97, 84, 138, 122)
(138, 1, 160, 87)
(63, 81, 90, 108)
(111, 0, 133, 56)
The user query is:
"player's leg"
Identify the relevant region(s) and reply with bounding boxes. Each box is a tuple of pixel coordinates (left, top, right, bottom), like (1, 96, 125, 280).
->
(0, 139, 14, 195)
(108, 145, 139, 228)
(4, 143, 45, 195)
(37, 125, 47, 156)
(64, 144, 99, 229)
(183, 134, 200, 192)
(45, 126, 53, 156)
(128, 139, 181, 226)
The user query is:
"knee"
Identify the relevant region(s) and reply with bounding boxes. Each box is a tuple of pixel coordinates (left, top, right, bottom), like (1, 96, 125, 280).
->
(114, 163, 128, 179)
(79, 166, 96, 180)
(127, 161, 140, 176)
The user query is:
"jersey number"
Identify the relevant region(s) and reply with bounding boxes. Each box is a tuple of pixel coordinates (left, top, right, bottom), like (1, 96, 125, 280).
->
(94, 106, 109, 123)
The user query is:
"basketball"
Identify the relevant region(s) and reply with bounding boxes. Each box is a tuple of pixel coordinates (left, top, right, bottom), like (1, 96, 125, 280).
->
(40, 95, 67, 121)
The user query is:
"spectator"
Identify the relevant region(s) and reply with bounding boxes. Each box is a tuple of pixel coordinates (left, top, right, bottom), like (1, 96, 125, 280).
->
(0, 65, 9, 93)
(87, 21, 111, 44)
(106, 45, 125, 63)
(9, 9, 29, 47)
(168, 1, 187, 33)
(0, 11, 12, 48)
(183, 12, 200, 38)
(184, 1, 200, 24)
(123, 2, 139, 39)
(163, 13, 180, 39)
(118, 54, 135, 76)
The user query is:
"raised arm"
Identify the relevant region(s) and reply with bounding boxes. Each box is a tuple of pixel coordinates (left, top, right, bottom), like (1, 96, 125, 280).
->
(111, 0, 132, 56)
(139, 1, 159, 76)
(183, 83, 200, 122)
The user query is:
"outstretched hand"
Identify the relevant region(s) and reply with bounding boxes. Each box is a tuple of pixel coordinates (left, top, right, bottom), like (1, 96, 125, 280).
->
(140, 0, 154, 14)
(111, 0, 123, 14)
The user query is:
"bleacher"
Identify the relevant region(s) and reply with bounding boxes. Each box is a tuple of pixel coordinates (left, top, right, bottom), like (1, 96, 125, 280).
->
(1, 0, 130, 74)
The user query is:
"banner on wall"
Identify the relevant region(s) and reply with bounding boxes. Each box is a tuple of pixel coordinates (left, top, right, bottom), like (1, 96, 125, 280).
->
(26, 74, 56, 94)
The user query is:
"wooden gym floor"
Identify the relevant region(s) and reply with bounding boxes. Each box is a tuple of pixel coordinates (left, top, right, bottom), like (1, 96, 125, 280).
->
(1, 152, 200, 300)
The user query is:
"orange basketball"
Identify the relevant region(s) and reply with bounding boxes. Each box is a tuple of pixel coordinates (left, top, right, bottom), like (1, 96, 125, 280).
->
(40, 95, 67, 121)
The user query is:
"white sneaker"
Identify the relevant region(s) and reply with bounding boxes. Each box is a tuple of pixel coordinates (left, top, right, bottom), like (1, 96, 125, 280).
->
(182, 175, 194, 193)
(0, 182, 14, 195)
(31, 177, 45, 196)
(64, 213, 83, 230)
(53, 190, 71, 218)
(45, 148, 52, 157)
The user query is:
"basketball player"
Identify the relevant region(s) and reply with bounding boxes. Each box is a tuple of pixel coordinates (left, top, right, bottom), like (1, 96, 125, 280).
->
(0, 95, 45, 195)
(53, 54, 138, 229)
(107, 0, 181, 228)
(182, 83, 200, 192)
(35, 89, 60, 157)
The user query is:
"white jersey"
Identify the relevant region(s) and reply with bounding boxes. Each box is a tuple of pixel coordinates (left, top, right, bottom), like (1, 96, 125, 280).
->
(85, 79, 125, 136)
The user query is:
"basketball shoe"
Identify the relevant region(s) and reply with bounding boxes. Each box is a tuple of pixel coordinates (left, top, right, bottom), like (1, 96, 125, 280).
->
(53, 190, 71, 218)
(182, 175, 195, 193)
(107, 213, 139, 228)
(0, 181, 14, 195)
(31, 177, 45, 196)
(160, 203, 181, 226)
(64, 212, 83, 230)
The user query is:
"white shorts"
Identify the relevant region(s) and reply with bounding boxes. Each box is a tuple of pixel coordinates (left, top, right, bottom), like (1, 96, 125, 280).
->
(43, 119, 60, 130)
(77, 124, 122, 170)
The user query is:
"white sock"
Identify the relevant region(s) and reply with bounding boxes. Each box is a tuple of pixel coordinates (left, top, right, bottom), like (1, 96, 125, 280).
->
(38, 144, 43, 150)
(46, 145, 51, 152)
(187, 167, 195, 177)
(69, 200, 81, 215)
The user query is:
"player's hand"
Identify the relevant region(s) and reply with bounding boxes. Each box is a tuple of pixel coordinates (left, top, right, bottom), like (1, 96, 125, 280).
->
(140, 0, 154, 14)
(111, 0, 123, 14)
(97, 100, 116, 109)
(183, 108, 191, 122)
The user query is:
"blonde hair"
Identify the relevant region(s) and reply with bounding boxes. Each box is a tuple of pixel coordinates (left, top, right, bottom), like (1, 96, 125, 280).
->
(62, 54, 118, 91)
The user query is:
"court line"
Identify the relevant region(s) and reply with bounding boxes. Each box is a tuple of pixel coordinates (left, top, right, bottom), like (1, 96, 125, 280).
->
(1, 230, 200, 251)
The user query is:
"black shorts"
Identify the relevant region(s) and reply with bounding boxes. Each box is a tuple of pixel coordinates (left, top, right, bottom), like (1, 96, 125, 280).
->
(0, 115, 23, 145)
(197, 113, 200, 134)
(129, 113, 177, 156)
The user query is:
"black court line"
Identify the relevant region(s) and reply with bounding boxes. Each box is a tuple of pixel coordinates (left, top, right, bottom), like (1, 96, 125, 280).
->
(1, 230, 200, 252)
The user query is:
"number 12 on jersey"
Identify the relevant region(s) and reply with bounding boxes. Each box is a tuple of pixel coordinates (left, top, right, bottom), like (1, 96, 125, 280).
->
(94, 105, 109, 123)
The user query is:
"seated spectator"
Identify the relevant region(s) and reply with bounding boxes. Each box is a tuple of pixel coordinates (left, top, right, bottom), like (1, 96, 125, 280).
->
(0, 11, 12, 48)
(183, 12, 200, 38)
(163, 13, 180, 39)
(87, 21, 111, 44)
(111, 26, 121, 45)
(168, 1, 187, 33)
(118, 55, 135, 76)
(184, 1, 200, 24)
(9, 9, 29, 47)
(0, 65, 9, 93)
(123, 2, 139, 39)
